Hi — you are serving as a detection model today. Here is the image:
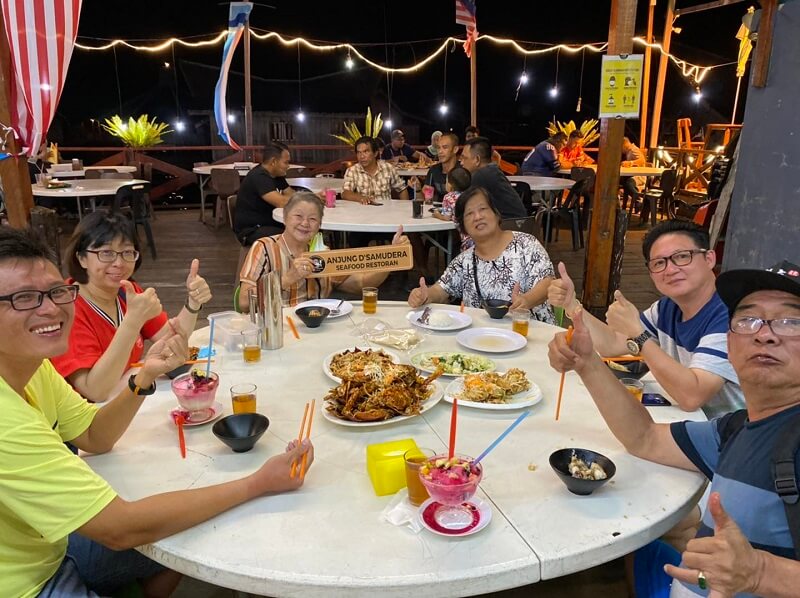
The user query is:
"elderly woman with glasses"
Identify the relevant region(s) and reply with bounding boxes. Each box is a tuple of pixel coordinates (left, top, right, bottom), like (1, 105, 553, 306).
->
(51, 210, 212, 402)
(238, 192, 408, 310)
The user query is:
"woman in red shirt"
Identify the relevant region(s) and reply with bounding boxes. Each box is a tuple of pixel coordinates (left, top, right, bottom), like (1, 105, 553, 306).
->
(51, 210, 212, 402)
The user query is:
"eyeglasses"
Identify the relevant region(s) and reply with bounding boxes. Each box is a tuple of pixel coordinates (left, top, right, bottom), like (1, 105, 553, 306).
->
(84, 249, 139, 263)
(730, 316, 800, 337)
(0, 284, 79, 311)
(646, 249, 707, 273)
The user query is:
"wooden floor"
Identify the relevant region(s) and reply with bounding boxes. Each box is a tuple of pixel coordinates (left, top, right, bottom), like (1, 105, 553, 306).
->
(56, 208, 653, 598)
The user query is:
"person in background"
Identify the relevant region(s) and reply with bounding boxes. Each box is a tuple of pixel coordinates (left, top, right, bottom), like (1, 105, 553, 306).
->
(521, 132, 567, 176)
(0, 226, 314, 598)
(548, 260, 800, 598)
(233, 142, 295, 246)
(559, 130, 595, 168)
(460, 137, 526, 218)
(423, 131, 443, 161)
(464, 125, 502, 163)
(548, 219, 743, 418)
(620, 136, 647, 211)
(342, 136, 409, 204)
(432, 166, 473, 251)
(381, 129, 425, 164)
(423, 132, 460, 202)
(51, 210, 212, 403)
(408, 187, 555, 323)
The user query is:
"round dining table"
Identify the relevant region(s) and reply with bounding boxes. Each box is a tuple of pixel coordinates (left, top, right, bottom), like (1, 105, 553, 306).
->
(85, 302, 706, 598)
(45, 165, 138, 178)
(31, 178, 149, 220)
(286, 177, 345, 194)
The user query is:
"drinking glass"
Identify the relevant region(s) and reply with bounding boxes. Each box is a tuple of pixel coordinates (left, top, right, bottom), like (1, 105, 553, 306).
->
(419, 454, 483, 529)
(230, 383, 257, 414)
(511, 308, 530, 337)
(621, 378, 644, 402)
(362, 287, 378, 314)
(404, 447, 436, 506)
(412, 200, 423, 219)
(241, 329, 261, 363)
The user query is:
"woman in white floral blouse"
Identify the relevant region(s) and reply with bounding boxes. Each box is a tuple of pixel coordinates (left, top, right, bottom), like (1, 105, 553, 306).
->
(407, 187, 556, 324)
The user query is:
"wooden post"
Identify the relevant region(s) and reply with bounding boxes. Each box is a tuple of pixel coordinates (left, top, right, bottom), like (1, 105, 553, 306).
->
(639, 0, 657, 148)
(648, 0, 675, 149)
(582, 0, 638, 315)
(0, 9, 33, 227)
(244, 19, 254, 159)
(470, 42, 477, 126)
(752, 0, 777, 88)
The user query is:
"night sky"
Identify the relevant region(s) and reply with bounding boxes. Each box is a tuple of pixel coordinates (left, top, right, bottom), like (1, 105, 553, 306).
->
(57, 0, 748, 148)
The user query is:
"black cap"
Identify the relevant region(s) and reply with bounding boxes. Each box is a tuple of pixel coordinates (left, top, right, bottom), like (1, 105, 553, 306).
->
(716, 260, 800, 316)
(391, 129, 405, 140)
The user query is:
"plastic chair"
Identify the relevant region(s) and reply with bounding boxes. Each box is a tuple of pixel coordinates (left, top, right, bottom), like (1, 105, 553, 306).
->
(85, 168, 117, 180)
(500, 216, 543, 241)
(641, 169, 677, 226)
(509, 180, 537, 216)
(100, 172, 134, 180)
(227, 194, 249, 284)
(546, 168, 594, 250)
(210, 168, 241, 229)
(111, 182, 156, 259)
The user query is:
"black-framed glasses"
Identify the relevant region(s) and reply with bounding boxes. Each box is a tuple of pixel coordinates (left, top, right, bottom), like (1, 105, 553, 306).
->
(0, 284, 79, 311)
(730, 316, 800, 337)
(646, 249, 707, 273)
(84, 249, 139, 263)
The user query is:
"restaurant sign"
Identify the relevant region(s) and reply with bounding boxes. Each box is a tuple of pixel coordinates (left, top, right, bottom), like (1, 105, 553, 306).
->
(598, 54, 644, 119)
(301, 245, 413, 278)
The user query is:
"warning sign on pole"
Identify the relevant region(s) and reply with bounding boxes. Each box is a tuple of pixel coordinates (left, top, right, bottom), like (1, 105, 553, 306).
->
(598, 54, 644, 119)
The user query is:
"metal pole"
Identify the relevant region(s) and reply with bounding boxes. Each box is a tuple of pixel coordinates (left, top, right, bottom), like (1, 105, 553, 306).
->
(648, 0, 675, 149)
(470, 42, 477, 126)
(244, 18, 254, 158)
(639, 0, 656, 148)
(731, 76, 743, 124)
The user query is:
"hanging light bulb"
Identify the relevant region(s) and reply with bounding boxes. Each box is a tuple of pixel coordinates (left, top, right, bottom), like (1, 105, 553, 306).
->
(519, 71, 529, 85)
(549, 86, 559, 98)
(385, 119, 393, 129)
(345, 56, 354, 70)
(174, 120, 185, 132)
(296, 110, 306, 122)
(226, 113, 236, 124)
(693, 86, 703, 103)
(439, 103, 448, 115)
(576, 97, 582, 112)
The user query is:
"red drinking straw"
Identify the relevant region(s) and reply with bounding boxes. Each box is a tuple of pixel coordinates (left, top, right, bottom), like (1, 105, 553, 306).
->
(448, 398, 458, 459)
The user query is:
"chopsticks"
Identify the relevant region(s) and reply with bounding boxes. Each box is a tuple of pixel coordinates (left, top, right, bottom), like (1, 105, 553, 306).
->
(291, 399, 315, 479)
(130, 358, 214, 368)
(602, 356, 644, 362)
(555, 326, 574, 421)
(286, 315, 300, 340)
(459, 301, 465, 313)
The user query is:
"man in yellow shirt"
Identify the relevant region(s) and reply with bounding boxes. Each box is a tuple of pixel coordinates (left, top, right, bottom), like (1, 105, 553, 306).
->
(0, 227, 314, 597)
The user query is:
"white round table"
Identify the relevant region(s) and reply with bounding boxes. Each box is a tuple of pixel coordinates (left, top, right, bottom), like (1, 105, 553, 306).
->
(85, 302, 706, 597)
(555, 166, 664, 177)
(32, 179, 149, 220)
(508, 175, 575, 191)
(46, 165, 138, 178)
(287, 177, 345, 194)
(394, 167, 430, 177)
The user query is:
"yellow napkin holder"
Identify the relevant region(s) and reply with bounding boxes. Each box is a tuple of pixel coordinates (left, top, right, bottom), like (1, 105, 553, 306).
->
(366, 438, 418, 496)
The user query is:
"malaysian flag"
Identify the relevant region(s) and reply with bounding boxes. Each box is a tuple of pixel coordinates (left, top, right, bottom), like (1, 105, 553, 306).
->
(214, 2, 253, 150)
(455, 0, 477, 58)
(0, 0, 82, 156)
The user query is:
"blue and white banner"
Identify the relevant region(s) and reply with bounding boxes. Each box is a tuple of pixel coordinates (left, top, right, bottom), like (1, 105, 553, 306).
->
(214, 2, 252, 150)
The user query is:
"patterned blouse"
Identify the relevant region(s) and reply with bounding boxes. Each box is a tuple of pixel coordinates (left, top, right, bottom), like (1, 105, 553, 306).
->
(438, 232, 556, 324)
(343, 160, 407, 200)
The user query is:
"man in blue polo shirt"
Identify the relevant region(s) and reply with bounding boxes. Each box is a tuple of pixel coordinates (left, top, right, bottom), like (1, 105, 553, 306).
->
(521, 132, 567, 176)
(548, 260, 800, 597)
(549, 220, 743, 417)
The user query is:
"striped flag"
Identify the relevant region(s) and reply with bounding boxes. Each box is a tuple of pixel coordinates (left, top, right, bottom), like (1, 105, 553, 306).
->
(214, 2, 252, 151)
(0, 0, 82, 156)
(455, 0, 477, 58)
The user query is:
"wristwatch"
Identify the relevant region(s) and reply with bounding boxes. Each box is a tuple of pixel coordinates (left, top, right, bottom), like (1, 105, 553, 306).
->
(626, 330, 653, 356)
(128, 374, 156, 396)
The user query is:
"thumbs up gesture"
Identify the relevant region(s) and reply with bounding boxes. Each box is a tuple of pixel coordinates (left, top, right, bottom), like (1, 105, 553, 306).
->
(408, 276, 429, 308)
(392, 225, 409, 246)
(120, 280, 162, 327)
(548, 308, 595, 373)
(548, 262, 579, 315)
(605, 289, 643, 339)
(186, 258, 212, 311)
(664, 493, 762, 597)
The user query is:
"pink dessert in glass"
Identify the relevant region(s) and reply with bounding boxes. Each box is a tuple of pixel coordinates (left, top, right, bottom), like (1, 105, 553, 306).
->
(418, 454, 482, 529)
(171, 371, 219, 414)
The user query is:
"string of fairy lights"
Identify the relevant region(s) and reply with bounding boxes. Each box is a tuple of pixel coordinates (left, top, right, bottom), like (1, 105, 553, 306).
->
(74, 29, 737, 127)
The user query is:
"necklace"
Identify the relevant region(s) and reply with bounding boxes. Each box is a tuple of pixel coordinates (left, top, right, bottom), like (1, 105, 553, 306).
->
(279, 234, 296, 259)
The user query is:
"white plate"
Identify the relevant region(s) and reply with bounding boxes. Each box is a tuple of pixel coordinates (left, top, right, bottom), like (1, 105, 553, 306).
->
(456, 327, 527, 353)
(410, 351, 496, 377)
(406, 309, 473, 331)
(443, 377, 543, 410)
(169, 401, 224, 427)
(322, 346, 401, 383)
(295, 298, 353, 319)
(418, 496, 492, 537)
(322, 381, 444, 427)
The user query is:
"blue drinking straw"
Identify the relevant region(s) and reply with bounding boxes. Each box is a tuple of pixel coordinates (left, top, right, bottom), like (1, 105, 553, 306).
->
(205, 319, 215, 377)
(472, 410, 532, 466)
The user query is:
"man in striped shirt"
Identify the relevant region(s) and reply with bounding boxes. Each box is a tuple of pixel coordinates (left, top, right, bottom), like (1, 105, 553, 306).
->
(548, 260, 800, 597)
(550, 220, 743, 417)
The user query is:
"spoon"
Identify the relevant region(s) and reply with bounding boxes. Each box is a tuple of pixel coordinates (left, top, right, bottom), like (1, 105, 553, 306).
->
(329, 299, 345, 315)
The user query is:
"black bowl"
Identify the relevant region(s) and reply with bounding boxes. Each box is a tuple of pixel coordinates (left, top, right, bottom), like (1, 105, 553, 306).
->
(294, 306, 331, 328)
(606, 359, 650, 380)
(212, 413, 269, 453)
(482, 299, 511, 319)
(549, 448, 616, 496)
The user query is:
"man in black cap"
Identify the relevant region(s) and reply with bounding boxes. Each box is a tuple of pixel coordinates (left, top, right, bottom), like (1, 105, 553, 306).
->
(548, 260, 800, 597)
(381, 129, 424, 164)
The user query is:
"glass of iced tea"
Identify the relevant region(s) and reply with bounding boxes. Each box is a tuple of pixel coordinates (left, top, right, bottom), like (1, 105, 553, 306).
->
(511, 308, 530, 337)
(241, 329, 261, 363)
(362, 287, 378, 314)
(621, 378, 644, 402)
(230, 383, 257, 414)
(404, 447, 436, 506)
